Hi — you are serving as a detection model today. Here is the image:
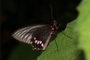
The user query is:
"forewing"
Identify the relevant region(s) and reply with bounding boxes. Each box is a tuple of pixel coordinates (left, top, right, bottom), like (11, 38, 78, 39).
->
(12, 25, 46, 44)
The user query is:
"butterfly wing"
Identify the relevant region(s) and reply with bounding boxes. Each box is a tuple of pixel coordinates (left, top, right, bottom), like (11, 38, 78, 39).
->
(12, 25, 52, 50)
(12, 25, 47, 44)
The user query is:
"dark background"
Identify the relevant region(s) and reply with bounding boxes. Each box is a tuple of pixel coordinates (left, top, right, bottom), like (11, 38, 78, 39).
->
(1, 0, 81, 60)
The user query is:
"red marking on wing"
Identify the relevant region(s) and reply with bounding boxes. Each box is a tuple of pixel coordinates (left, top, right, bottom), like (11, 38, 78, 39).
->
(50, 26, 55, 34)
(51, 27, 54, 31)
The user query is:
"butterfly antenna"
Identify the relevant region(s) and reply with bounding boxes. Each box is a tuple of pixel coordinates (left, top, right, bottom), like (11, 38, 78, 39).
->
(55, 38, 58, 51)
(49, 4, 54, 21)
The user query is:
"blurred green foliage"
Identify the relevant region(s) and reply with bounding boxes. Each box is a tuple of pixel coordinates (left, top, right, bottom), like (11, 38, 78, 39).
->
(76, 0, 90, 60)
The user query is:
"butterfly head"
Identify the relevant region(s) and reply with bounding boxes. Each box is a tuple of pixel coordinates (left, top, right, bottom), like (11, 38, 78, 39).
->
(50, 20, 60, 33)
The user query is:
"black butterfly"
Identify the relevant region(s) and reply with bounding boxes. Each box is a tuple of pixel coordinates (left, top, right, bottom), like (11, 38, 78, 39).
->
(12, 20, 60, 50)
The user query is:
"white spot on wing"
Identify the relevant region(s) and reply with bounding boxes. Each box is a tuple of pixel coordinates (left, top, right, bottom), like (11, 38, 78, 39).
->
(35, 40, 38, 43)
(39, 41, 42, 44)
(41, 43, 44, 47)
(37, 41, 40, 44)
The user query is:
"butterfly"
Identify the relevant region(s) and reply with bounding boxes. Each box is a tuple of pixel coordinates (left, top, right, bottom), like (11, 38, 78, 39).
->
(12, 20, 60, 50)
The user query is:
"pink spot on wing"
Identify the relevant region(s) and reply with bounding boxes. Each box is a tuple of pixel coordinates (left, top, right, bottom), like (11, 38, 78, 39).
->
(39, 41, 42, 44)
(35, 40, 37, 43)
(34, 37, 36, 40)
(37, 41, 39, 44)
(41, 43, 44, 47)
(50, 26, 55, 34)
(51, 27, 54, 31)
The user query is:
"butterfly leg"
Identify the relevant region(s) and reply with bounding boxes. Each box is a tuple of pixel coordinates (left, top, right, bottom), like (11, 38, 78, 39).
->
(53, 32, 58, 51)
(61, 31, 72, 39)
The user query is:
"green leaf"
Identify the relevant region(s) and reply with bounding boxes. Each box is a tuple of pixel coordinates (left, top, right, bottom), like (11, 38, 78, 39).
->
(37, 20, 82, 60)
(76, 0, 90, 60)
